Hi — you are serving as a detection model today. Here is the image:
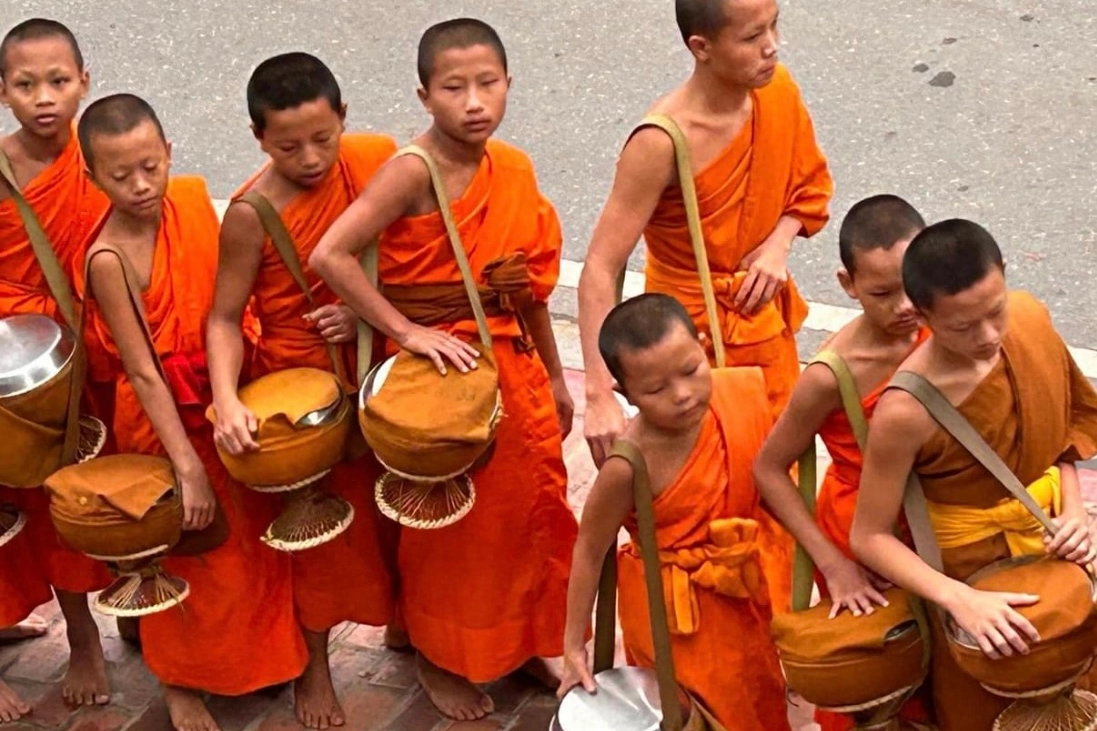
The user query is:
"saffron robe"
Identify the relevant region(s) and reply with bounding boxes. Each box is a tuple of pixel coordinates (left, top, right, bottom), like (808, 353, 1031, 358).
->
(617, 368, 790, 730)
(903, 291, 1097, 731)
(378, 139, 577, 682)
(0, 132, 110, 625)
(640, 65, 833, 613)
(235, 132, 397, 631)
(78, 177, 308, 694)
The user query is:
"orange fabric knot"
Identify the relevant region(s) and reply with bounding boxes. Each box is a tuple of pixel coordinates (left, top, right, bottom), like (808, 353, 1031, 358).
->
(658, 517, 768, 636)
(479, 253, 535, 352)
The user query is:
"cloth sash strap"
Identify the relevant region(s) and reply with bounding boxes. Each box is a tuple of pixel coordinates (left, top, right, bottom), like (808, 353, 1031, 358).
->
(384, 252, 535, 349)
(645, 257, 808, 348)
(926, 466, 1062, 557)
(654, 517, 768, 636)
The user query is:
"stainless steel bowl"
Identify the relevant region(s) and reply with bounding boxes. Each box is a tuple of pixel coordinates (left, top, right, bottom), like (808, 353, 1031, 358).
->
(0, 314, 76, 399)
(296, 392, 346, 428)
(551, 667, 688, 731)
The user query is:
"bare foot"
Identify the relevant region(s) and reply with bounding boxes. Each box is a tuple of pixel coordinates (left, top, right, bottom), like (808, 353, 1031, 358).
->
(519, 657, 564, 691)
(416, 653, 494, 721)
(56, 591, 109, 708)
(163, 686, 220, 731)
(0, 679, 31, 724)
(0, 615, 48, 643)
(383, 624, 412, 653)
(295, 629, 345, 730)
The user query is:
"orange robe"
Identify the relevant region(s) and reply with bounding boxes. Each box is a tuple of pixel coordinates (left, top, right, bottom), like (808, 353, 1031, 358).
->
(78, 177, 308, 694)
(235, 132, 396, 632)
(904, 291, 1097, 731)
(812, 333, 932, 731)
(617, 368, 790, 730)
(378, 139, 576, 682)
(0, 132, 110, 626)
(641, 65, 833, 614)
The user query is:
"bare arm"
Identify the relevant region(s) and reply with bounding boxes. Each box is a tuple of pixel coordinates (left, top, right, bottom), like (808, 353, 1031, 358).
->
(88, 252, 214, 531)
(308, 156, 478, 374)
(578, 129, 674, 464)
(1045, 462, 1096, 564)
(851, 390, 1041, 658)
(206, 202, 263, 454)
(753, 364, 887, 615)
(523, 300, 574, 438)
(560, 456, 636, 697)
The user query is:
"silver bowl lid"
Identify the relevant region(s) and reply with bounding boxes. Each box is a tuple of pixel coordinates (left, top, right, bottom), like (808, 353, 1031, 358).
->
(0, 314, 76, 398)
(554, 667, 667, 731)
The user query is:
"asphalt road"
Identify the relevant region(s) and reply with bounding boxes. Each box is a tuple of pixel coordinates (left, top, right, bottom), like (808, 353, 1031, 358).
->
(3, 0, 1094, 347)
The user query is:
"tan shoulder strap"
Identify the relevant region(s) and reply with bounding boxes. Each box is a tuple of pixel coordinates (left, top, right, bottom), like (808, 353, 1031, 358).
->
(633, 115, 725, 368)
(593, 440, 685, 731)
(811, 351, 869, 449)
(84, 243, 169, 388)
(0, 148, 79, 330)
(356, 245, 378, 385)
(394, 145, 493, 348)
(789, 351, 868, 610)
(234, 191, 349, 384)
(889, 370, 1057, 534)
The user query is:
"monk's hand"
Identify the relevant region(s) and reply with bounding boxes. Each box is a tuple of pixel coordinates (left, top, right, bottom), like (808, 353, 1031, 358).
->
(735, 234, 790, 316)
(1045, 513, 1097, 566)
(305, 304, 357, 344)
(178, 460, 216, 532)
(583, 390, 626, 467)
(212, 397, 260, 455)
(821, 556, 890, 619)
(945, 586, 1041, 660)
(558, 645, 597, 698)
(398, 323, 480, 375)
(552, 374, 575, 439)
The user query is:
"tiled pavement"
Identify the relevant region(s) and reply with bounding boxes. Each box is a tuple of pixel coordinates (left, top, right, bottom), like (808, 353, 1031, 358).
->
(3, 368, 1097, 731)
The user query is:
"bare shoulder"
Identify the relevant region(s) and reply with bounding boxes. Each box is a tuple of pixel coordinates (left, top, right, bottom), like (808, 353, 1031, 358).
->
(374, 151, 432, 192)
(872, 386, 935, 443)
(85, 244, 127, 292)
(614, 125, 675, 195)
(795, 360, 842, 406)
(220, 199, 265, 249)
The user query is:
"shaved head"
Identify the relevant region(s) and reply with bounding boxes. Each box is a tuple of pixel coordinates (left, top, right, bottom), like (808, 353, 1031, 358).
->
(599, 294, 699, 386)
(675, 0, 729, 45)
(1, 18, 83, 78)
(417, 18, 507, 87)
(78, 93, 165, 169)
(903, 219, 1005, 311)
(839, 194, 925, 275)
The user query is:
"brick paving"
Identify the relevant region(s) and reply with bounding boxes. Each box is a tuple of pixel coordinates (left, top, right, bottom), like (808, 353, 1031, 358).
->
(3, 368, 1097, 731)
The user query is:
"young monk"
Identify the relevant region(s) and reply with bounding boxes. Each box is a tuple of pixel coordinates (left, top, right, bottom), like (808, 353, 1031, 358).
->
(207, 51, 396, 729)
(0, 18, 112, 719)
(76, 93, 308, 731)
(577, 0, 833, 613)
(850, 219, 1097, 731)
(560, 293, 789, 730)
(753, 194, 931, 731)
(580, 0, 832, 461)
(309, 18, 576, 721)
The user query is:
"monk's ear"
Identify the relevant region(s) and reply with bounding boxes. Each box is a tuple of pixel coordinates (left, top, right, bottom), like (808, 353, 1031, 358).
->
(416, 85, 429, 107)
(687, 34, 712, 62)
(837, 268, 857, 299)
(78, 67, 90, 98)
(250, 122, 263, 142)
(337, 102, 348, 123)
(164, 140, 173, 164)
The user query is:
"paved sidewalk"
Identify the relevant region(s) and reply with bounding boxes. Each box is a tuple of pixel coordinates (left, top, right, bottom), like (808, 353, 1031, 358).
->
(3, 368, 1096, 731)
